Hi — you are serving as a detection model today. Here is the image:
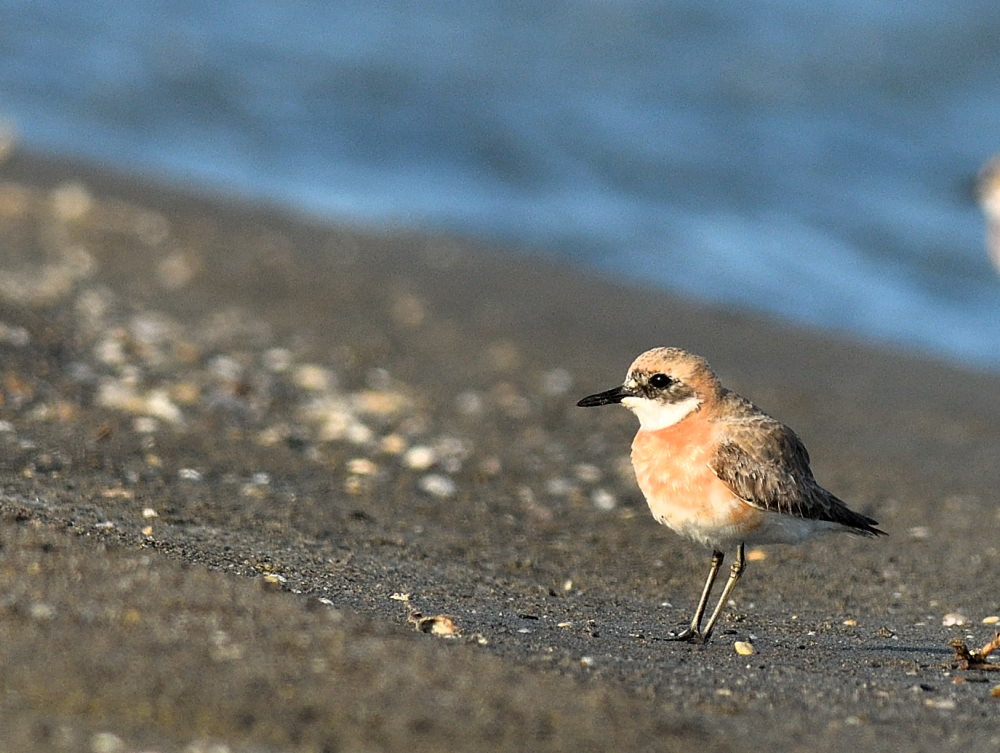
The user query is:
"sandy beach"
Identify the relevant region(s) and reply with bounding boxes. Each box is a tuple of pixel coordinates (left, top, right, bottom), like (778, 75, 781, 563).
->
(1, 150, 998, 752)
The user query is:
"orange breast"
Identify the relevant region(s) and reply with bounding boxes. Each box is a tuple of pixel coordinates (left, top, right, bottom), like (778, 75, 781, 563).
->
(630, 415, 763, 546)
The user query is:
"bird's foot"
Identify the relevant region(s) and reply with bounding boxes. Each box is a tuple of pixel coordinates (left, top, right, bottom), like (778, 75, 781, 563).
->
(665, 626, 708, 644)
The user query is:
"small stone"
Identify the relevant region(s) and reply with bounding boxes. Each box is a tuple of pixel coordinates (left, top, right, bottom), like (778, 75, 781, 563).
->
(132, 416, 159, 434)
(942, 612, 968, 627)
(90, 732, 125, 753)
(293, 364, 334, 391)
(747, 548, 768, 562)
(545, 477, 575, 496)
(354, 389, 405, 416)
(29, 603, 56, 620)
(573, 463, 602, 483)
(156, 250, 198, 288)
(734, 641, 754, 656)
(380, 433, 407, 454)
(403, 445, 437, 470)
(923, 698, 956, 710)
(982, 615, 999, 625)
(263, 347, 293, 372)
(50, 181, 93, 221)
(418, 473, 456, 498)
(591, 488, 616, 511)
(346, 458, 377, 476)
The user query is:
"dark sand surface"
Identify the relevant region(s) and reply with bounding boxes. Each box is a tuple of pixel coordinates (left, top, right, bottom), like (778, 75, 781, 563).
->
(1, 150, 998, 752)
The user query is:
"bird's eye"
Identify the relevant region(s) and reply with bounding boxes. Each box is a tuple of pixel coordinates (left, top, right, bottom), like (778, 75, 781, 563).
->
(649, 373, 672, 389)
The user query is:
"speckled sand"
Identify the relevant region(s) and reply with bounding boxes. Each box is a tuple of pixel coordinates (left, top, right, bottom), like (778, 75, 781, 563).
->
(1, 151, 999, 752)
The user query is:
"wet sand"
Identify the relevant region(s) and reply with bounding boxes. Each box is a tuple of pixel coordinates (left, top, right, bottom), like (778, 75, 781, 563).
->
(1, 150, 998, 752)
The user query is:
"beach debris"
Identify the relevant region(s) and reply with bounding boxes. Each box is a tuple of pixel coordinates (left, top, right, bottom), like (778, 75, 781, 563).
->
(408, 610, 460, 637)
(573, 463, 602, 483)
(948, 632, 1000, 671)
(983, 615, 999, 625)
(734, 640, 754, 656)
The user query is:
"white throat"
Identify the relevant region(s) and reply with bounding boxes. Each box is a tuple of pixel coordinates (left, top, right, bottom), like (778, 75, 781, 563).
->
(621, 395, 701, 431)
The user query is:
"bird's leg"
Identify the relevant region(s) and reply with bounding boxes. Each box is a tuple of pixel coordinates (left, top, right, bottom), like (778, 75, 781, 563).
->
(667, 549, 724, 642)
(698, 542, 746, 643)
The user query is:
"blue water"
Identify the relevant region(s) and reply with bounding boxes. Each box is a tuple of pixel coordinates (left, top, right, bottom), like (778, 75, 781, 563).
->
(2, 1, 1000, 368)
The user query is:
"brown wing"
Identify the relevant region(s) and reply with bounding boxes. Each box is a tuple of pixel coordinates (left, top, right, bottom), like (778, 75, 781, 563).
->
(709, 414, 884, 536)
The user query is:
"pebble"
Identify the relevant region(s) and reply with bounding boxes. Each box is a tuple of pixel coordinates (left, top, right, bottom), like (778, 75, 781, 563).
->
(354, 389, 405, 416)
(923, 698, 957, 710)
(983, 615, 999, 625)
(346, 458, 377, 476)
(380, 433, 407, 454)
(90, 732, 125, 753)
(418, 473, 456, 498)
(403, 445, 437, 470)
(573, 463, 602, 483)
(293, 364, 334, 391)
(262, 347, 293, 372)
(591, 488, 617, 511)
(734, 641, 754, 656)
(545, 477, 575, 496)
(49, 181, 93, 221)
(942, 612, 968, 627)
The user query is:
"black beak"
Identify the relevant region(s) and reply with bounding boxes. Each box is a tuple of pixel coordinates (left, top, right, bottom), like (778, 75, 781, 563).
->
(577, 385, 630, 407)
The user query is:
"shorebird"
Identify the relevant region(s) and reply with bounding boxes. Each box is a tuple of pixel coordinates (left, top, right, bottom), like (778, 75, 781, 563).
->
(577, 347, 885, 643)
(977, 155, 1000, 275)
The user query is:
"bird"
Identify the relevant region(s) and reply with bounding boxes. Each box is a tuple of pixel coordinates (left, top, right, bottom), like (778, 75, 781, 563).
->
(577, 347, 885, 644)
(976, 154, 1000, 275)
